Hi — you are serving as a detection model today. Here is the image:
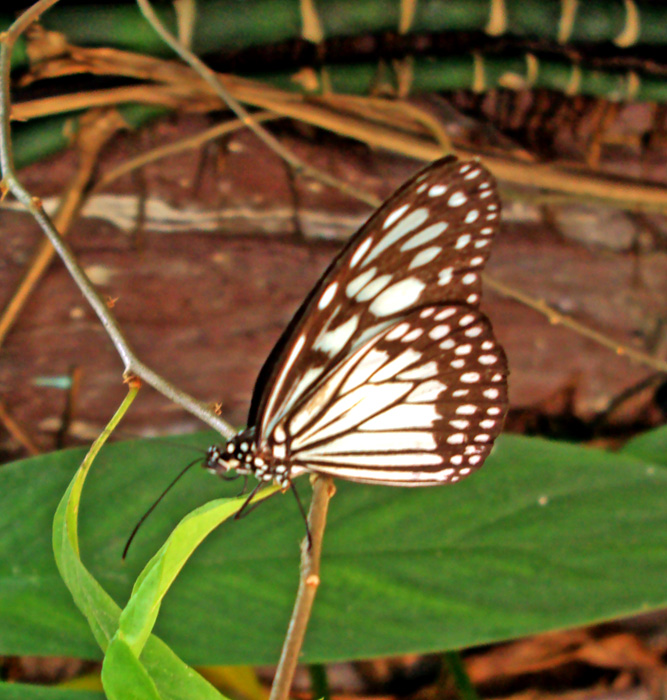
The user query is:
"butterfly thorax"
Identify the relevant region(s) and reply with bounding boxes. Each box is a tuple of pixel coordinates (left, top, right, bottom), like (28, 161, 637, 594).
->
(206, 428, 293, 489)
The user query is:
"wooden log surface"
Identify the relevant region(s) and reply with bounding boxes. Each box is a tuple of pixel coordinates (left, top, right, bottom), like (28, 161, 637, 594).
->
(1, 114, 665, 452)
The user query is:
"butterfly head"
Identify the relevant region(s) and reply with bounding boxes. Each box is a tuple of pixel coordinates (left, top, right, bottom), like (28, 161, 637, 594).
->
(205, 428, 289, 485)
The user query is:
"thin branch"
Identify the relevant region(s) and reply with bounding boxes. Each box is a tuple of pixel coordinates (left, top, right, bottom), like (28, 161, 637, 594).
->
(484, 274, 667, 374)
(0, 398, 40, 455)
(0, 4, 234, 439)
(135, 0, 380, 207)
(0, 108, 124, 346)
(269, 475, 335, 700)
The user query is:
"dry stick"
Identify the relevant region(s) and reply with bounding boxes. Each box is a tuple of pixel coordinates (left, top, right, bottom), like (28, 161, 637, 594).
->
(484, 274, 667, 374)
(270, 476, 335, 700)
(13, 46, 667, 212)
(0, 5, 235, 439)
(0, 399, 40, 455)
(0, 109, 125, 346)
(135, 0, 380, 208)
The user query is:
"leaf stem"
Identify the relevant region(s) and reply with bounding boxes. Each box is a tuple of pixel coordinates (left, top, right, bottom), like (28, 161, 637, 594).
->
(443, 651, 480, 700)
(269, 475, 335, 700)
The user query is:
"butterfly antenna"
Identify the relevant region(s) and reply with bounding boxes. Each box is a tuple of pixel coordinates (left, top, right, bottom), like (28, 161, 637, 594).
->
(290, 481, 312, 550)
(122, 457, 201, 560)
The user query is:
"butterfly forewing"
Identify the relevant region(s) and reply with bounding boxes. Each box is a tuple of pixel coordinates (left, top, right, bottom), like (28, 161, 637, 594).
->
(252, 157, 502, 442)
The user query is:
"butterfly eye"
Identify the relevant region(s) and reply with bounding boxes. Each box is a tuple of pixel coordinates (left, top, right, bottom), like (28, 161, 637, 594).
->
(207, 157, 508, 505)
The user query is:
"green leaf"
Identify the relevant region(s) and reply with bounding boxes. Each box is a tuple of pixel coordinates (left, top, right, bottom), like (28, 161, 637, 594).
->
(2, 432, 666, 664)
(620, 424, 667, 468)
(50, 394, 230, 700)
(0, 683, 104, 700)
(102, 636, 161, 700)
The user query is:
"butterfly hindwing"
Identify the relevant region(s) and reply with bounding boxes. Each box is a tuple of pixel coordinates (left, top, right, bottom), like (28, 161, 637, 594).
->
(252, 157, 502, 441)
(267, 304, 508, 485)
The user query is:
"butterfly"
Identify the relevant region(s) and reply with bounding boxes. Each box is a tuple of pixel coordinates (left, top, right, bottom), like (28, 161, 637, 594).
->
(205, 156, 508, 513)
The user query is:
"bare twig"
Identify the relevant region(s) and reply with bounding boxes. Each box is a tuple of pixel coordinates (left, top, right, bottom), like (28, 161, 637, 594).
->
(135, 0, 380, 207)
(484, 274, 667, 374)
(270, 475, 335, 700)
(0, 2, 234, 438)
(0, 108, 125, 346)
(0, 398, 40, 455)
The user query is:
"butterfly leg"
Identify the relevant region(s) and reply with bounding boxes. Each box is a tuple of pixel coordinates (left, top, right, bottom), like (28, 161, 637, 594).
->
(234, 480, 266, 520)
(289, 481, 312, 550)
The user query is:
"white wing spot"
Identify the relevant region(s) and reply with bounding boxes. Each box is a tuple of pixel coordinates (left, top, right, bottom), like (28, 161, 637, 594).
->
(401, 223, 448, 251)
(450, 456, 463, 467)
(383, 204, 409, 229)
(450, 419, 469, 429)
(318, 282, 338, 309)
(409, 246, 441, 269)
(464, 168, 481, 180)
(386, 322, 410, 341)
(475, 434, 491, 442)
(487, 407, 502, 415)
(450, 359, 466, 369)
(357, 274, 392, 301)
(429, 324, 450, 340)
(447, 433, 466, 444)
(488, 204, 498, 211)
(479, 182, 491, 189)
(459, 164, 472, 174)
(469, 455, 482, 465)
(465, 209, 479, 224)
(462, 273, 477, 285)
(475, 240, 490, 248)
(369, 278, 425, 317)
(480, 419, 496, 429)
(403, 328, 423, 342)
(398, 361, 439, 380)
(448, 191, 467, 207)
(479, 354, 498, 365)
(466, 294, 479, 304)
(480, 190, 493, 198)
(428, 184, 448, 197)
(360, 403, 439, 431)
(406, 380, 446, 403)
(484, 388, 500, 399)
(452, 389, 469, 397)
(465, 445, 481, 455)
(465, 326, 483, 337)
(471, 256, 484, 266)
(481, 227, 493, 235)
(492, 373, 503, 382)
(346, 268, 376, 297)
(461, 372, 481, 383)
(350, 238, 373, 267)
(486, 213, 498, 220)
(440, 338, 456, 350)
(420, 307, 435, 318)
(456, 405, 477, 415)
(481, 340, 494, 350)
(438, 267, 453, 285)
(367, 208, 429, 263)
(372, 348, 422, 383)
(435, 308, 457, 321)
(314, 314, 359, 355)
(274, 425, 286, 443)
(460, 467, 472, 475)
(455, 344, 472, 355)
(459, 314, 476, 326)
(455, 234, 471, 250)
(416, 183, 427, 193)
